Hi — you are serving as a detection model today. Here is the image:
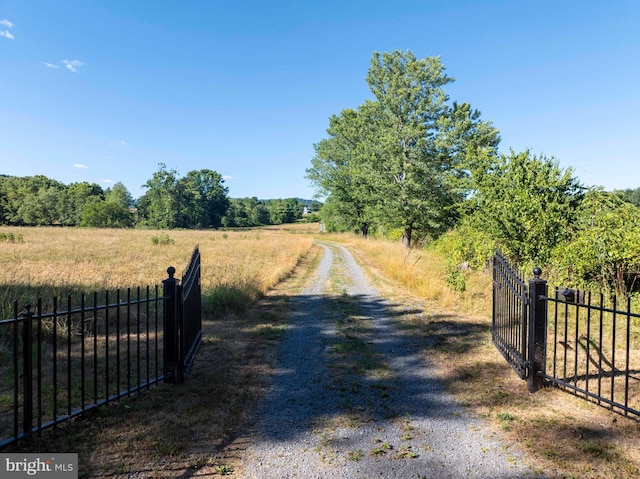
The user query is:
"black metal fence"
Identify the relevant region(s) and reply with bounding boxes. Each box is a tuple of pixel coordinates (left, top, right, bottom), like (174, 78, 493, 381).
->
(163, 245, 201, 384)
(492, 253, 640, 419)
(492, 254, 529, 380)
(0, 246, 202, 448)
(543, 287, 640, 418)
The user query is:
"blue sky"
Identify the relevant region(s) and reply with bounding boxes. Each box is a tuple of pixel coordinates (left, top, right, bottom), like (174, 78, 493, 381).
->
(1, 1, 639, 200)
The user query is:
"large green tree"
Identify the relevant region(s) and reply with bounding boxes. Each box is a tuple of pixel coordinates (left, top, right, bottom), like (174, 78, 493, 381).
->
(105, 182, 134, 209)
(63, 182, 104, 226)
(179, 169, 229, 228)
(308, 103, 380, 237)
(138, 164, 229, 229)
(137, 164, 182, 228)
(366, 51, 500, 246)
(308, 50, 499, 247)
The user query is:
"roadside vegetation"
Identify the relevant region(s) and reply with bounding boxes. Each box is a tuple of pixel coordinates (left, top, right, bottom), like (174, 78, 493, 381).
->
(2, 225, 638, 478)
(328, 233, 640, 479)
(307, 49, 640, 298)
(2, 48, 639, 478)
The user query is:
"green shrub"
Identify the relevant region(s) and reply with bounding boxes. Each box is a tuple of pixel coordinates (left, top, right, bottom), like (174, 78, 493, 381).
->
(549, 190, 640, 295)
(150, 233, 174, 245)
(0, 232, 24, 243)
(446, 267, 466, 292)
(432, 221, 495, 271)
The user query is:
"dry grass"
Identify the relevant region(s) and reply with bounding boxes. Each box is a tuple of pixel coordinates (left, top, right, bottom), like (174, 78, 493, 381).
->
(321, 233, 491, 316)
(324, 233, 640, 479)
(0, 226, 315, 317)
(1, 225, 320, 477)
(4, 226, 639, 478)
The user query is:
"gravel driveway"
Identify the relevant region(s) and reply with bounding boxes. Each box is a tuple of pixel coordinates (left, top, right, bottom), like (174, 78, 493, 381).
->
(242, 242, 536, 478)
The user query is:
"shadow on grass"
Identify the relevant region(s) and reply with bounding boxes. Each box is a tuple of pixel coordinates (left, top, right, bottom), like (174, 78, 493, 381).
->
(4, 279, 639, 478)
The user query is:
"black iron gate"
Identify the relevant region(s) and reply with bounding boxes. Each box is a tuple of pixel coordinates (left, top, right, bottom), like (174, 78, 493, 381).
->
(163, 245, 202, 384)
(492, 253, 639, 418)
(492, 253, 529, 379)
(492, 253, 548, 392)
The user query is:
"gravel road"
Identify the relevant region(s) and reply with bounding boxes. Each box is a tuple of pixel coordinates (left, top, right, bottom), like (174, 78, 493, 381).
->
(242, 242, 537, 478)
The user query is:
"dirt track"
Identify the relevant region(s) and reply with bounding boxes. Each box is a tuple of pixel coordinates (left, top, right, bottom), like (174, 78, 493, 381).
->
(240, 242, 537, 478)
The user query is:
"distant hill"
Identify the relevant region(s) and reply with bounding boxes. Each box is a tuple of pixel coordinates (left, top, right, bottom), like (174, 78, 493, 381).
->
(231, 197, 323, 207)
(293, 198, 323, 207)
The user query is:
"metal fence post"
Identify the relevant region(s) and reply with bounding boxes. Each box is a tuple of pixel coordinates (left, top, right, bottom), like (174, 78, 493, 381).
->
(528, 268, 548, 392)
(20, 304, 34, 436)
(163, 267, 179, 384)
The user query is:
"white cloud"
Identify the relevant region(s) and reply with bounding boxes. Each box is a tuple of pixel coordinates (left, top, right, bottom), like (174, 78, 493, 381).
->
(0, 19, 13, 28)
(0, 30, 14, 40)
(42, 62, 59, 69)
(73, 163, 89, 169)
(63, 59, 84, 73)
(222, 175, 233, 181)
(102, 179, 115, 184)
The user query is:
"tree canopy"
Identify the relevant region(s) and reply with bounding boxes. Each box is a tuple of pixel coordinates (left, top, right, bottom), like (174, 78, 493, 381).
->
(308, 50, 500, 247)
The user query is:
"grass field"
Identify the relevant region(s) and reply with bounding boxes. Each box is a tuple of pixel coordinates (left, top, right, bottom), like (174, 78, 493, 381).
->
(1, 225, 639, 478)
(0, 225, 315, 319)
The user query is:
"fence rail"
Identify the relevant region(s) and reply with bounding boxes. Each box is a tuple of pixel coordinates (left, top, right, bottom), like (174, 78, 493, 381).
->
(543, 287, 640, 418)
(0, 287, 165, 448)
(0, 245, 202, 448)
(163, 245, 201, 384)
(492, 253, 529, 380)
(492, 253, 640, 419)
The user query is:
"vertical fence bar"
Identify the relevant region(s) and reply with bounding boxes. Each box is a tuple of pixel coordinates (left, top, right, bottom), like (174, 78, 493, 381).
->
(105, 291, 110, 402)
(585, 291, 592, 397)
(562, 299, 569, 381)
(625, 296, 631, 415)
(36, 299, 43, 434)
(12, 301, 19, 440)
(80, 293, 86, 410)
(136, 287, 141, 391)
(528, 268, 547, 392)
(176, 282, 185, 384)
(552, 288, 559, 379)
(93, 292, 98, 405)
(146, 286, 150, 388)
(611, 296, 617, 409)
(597, 293, 604, 405)
(52, 297, 58, 424)
(21, 304, 34, 437)
(163, 267, 179, 384)
(521, 275, 528, 377)
(573, 296, 580, 388)
(154, 285, 159, 381)
(116, 289, 121, 400)
(128, 288, 132, 396)
(67, 295, 72, 417)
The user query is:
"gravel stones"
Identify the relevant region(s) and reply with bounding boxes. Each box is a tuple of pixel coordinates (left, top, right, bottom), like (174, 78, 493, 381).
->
(242, 243, 536, 478)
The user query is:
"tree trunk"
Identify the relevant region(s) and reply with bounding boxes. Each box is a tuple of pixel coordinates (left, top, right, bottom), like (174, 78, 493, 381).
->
(402, 226, 412, 248)
(360, 223, 369, 239)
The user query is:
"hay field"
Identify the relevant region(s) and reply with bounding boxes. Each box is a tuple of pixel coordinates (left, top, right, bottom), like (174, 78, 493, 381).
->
(0, 226, 315, 317)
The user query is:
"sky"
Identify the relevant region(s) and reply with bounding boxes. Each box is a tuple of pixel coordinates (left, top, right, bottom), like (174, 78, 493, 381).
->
(1, 1, 639, 201)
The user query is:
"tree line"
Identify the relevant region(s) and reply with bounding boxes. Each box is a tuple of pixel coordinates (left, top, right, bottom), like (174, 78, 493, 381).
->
(307, 50, 640, 295)
(0, 164, 316, 229)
